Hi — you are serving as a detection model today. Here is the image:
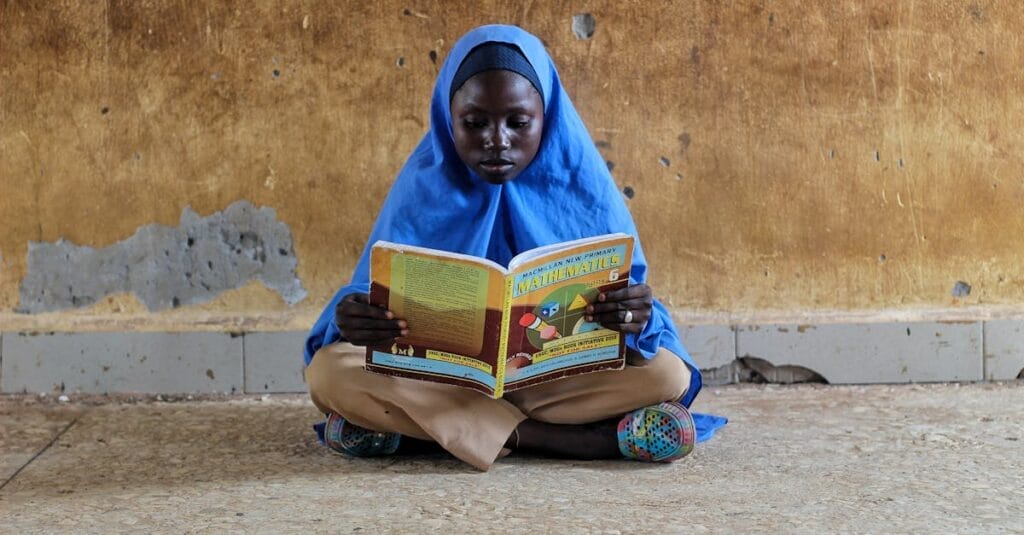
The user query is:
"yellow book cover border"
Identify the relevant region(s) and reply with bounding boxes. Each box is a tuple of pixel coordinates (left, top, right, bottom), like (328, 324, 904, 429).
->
(493, 274, 515, 398)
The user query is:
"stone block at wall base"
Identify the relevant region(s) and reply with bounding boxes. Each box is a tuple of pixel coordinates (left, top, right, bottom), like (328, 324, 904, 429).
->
(678, 325, 735, 370)
(1, 332, 243, 394)
(0, 321, 1008, 394)
(982, 320, 1024, 380)
(244, 331, 308, 393)
(735, 322, 983, 384)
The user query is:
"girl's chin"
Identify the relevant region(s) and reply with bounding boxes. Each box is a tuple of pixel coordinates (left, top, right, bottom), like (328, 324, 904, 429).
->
(476, 169, 520, 184)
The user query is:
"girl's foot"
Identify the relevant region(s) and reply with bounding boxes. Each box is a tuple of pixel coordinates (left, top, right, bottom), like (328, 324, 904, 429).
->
(323, 412, 401, 457)
(617, 401, 695, 462)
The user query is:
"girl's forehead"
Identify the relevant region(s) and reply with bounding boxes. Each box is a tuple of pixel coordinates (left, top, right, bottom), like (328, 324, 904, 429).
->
(451, 71, 543, 112)
(458, 70, 535, 95)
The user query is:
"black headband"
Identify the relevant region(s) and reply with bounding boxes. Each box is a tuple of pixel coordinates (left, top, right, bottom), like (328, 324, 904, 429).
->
(449, 42, 544, 104)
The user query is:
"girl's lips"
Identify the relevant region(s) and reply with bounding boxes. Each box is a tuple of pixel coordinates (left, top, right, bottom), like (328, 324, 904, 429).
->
(479, 161, 515, 174)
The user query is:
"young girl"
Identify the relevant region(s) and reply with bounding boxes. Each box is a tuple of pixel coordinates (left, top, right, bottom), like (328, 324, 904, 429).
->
(304, 25, 725, 471)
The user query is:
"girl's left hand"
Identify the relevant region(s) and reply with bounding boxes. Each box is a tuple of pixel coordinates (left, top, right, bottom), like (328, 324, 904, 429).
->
(584, 283, 653, 334)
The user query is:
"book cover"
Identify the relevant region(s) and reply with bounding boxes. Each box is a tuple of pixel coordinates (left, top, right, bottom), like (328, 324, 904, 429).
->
(501, 237, 632, 392)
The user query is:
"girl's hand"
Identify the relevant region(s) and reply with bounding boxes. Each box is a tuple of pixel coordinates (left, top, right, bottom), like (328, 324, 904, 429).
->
(334, 293, 408, 347)
(584, 283, 653, 334)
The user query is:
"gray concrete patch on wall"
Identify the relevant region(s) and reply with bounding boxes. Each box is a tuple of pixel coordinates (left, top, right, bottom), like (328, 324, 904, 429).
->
(679, 324, 739, 385)
(17, 200, 306, 313)
(1, 332, 243, 394)
(679, 325, 735, 369)
(736, 322, 983, 384)
(982, 319, 1024, 380)
(243, 331, 307, 393)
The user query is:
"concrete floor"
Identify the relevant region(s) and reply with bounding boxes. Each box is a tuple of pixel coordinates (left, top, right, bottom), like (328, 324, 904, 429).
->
(1, 383, 1021, 533)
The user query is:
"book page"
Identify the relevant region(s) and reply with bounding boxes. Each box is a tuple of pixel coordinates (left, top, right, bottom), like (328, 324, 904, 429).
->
(389, 253, 489, 356)
(366, 241, 508, 397)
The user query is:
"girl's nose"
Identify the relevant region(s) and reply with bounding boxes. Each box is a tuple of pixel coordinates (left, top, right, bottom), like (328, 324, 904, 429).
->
(484, 126, 511, 150)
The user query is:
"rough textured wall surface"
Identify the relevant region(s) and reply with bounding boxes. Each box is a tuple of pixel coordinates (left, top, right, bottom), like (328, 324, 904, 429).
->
(2, 1, 1023, 331)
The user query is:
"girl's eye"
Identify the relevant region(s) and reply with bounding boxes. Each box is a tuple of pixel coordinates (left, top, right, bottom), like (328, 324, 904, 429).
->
(509, 118, 530, 128)
(464, 119, 487, 129)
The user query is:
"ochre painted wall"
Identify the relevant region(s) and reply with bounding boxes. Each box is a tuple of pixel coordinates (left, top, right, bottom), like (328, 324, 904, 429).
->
(2, 1, 1023, 331)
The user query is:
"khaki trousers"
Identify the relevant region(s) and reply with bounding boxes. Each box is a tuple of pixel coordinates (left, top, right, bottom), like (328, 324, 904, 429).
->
(306, 342, 691, 471)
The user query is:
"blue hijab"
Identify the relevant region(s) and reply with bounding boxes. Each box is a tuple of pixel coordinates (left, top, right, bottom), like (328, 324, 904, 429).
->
(305, 25, 725, 441)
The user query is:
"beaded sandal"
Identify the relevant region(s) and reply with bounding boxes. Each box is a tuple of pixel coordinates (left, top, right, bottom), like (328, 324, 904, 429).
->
(617, 401, 696, 462)
(323, 412, 401, 457)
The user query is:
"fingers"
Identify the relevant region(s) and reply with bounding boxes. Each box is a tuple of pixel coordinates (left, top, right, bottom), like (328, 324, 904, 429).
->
(344, 326, 407, 346)
(343, 316, 408, 333)
(338, 292, 395, 321)
(598, 284, 651, 303)
(585, 310, 650, 334)
(584, 284, 652, 333)
(586, 284, 652, 315)
(585, 304, 651, 332)
(335, 292, 408, 346)
(586, 296, 652, 315)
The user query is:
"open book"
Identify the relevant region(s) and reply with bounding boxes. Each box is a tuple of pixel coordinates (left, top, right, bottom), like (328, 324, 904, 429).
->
(366, 233, 634, 398)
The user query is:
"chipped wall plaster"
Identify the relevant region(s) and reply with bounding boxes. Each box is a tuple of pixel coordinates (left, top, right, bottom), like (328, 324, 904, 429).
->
(18, 201, 306, 313)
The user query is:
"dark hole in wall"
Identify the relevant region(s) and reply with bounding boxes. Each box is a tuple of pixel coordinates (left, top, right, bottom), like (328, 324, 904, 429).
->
(572, 13, 596, 40)
(678, 132, 691, 152)
(738, 357, 828, 384)
(952, 281, 972, 297)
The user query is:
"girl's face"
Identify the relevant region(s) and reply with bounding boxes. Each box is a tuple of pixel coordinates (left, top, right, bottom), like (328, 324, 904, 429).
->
(450, 70, 544, 185)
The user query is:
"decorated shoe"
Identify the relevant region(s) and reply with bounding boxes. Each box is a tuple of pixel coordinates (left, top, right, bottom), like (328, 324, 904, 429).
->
(323, 412, 401, 457)
(617, 401, 696, 462)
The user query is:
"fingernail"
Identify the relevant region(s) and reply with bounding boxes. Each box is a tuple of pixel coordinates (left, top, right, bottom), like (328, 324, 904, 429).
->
(586, 306, 593, 313)
(385, 311, 394, 319)
(598, 294, 606, 302)
(398, 320, 407, 328)
(585, 316, 592, 321)
(400, 329, 409, 336)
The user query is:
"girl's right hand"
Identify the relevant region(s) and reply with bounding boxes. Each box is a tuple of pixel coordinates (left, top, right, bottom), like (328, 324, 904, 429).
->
(334, 293, 408, 347)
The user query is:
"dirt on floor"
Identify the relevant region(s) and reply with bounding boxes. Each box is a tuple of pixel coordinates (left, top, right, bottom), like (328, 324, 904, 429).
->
(1, 382, 1022, 533)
